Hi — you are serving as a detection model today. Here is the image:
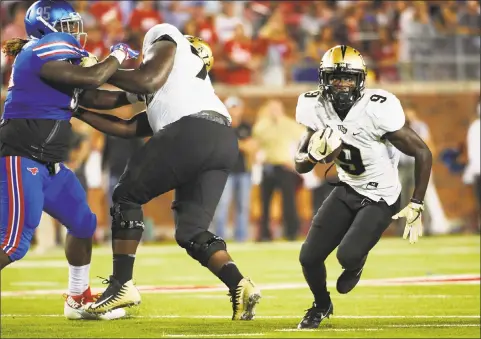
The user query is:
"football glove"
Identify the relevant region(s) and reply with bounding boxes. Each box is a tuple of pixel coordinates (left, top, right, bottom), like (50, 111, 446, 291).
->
(110, 43, 140, 62)
(80, 52, 99, 67)
(392, 201, 424, 244)
(307, 126, 342, 162)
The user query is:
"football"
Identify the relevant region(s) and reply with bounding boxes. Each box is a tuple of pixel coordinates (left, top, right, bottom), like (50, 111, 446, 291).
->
(321, 143, 343, 164)
(307, 127, 343, 164)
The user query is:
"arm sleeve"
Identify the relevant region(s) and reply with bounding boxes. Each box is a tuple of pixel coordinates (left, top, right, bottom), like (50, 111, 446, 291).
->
(32, 32, 88, 63)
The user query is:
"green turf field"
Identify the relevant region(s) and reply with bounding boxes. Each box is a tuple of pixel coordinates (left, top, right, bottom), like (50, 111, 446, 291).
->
(1, 235, 480, 338)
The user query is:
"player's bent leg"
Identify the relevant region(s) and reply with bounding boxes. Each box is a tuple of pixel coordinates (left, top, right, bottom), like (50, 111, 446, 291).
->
(86, 200, 143, 314)
(89, 131, 187, 315)
(173, 170, 261, 320)
(298, 186, 354, 329)
(43, 164, 127, 320)
(176, 228, 261, 320)
(335, 196, 401, 294)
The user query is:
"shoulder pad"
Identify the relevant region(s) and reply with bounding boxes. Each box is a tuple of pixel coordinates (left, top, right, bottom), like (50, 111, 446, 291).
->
(33, 33, 87, 61)
(296, 90, 321, 130)
(143, 23, 184, 53)
(365, 89, 405, 134)
(38, 32, 81, 47)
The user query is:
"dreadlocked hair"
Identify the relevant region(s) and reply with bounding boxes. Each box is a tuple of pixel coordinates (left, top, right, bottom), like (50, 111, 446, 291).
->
(2, 38, 29, 57)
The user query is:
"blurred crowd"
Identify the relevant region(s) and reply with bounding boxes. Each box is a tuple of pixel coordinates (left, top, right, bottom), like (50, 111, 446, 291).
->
(1, 0, 480, 87)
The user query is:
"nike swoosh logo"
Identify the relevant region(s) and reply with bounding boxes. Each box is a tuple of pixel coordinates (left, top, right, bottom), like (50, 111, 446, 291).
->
(353, 132, 361, 136)
(91, 295, 114, 308)
(319, 143, 328, 156)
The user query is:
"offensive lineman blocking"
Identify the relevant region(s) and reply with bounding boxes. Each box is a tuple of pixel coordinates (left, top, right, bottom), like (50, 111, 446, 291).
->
(294, 45, 432, 329)
(74, 23, 261, 320)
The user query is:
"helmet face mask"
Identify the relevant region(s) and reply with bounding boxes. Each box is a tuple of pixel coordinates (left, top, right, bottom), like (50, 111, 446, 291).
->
(318, 45, 367, 116)
(55, 12, 87, 47)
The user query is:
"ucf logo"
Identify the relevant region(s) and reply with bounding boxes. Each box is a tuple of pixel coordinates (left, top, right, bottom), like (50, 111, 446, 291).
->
(338, 125, 347, 134)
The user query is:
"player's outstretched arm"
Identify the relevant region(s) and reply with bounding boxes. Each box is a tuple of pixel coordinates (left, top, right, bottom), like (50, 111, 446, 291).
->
(79, 89, 144, 110)
(40, 57, 120, 90)
(295, 127, 317, 174)
(74, 108, 153, 139)
(39, 43, 139, 90)
(107, 40, 176, 94)
(385, 124, 432, 201)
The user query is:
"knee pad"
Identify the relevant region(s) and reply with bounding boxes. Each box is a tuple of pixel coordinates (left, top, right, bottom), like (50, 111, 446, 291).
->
(177, 231, 226, 267)
(110, 202, 145, 241)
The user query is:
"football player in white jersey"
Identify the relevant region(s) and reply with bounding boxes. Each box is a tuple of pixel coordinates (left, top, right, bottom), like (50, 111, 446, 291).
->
(74, 23, 261, 320)
(294, 45, 432, 329)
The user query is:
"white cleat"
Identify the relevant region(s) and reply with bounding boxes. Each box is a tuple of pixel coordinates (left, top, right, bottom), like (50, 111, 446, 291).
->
(63, 289, 128, 320)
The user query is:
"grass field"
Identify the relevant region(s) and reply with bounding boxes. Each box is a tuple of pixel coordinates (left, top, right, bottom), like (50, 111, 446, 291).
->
(1, 235, 480, 338)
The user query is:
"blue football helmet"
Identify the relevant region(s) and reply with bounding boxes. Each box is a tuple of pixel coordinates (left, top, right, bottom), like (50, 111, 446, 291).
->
(25, 0, 87, 47)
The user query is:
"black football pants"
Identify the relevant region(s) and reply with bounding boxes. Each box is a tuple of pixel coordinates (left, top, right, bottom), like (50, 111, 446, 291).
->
(299, 183, 401, 306)
(112, 115, 238, 245)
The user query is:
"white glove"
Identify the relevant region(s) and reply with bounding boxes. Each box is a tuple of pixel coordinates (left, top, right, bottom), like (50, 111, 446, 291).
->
(307, 126, 342, 162)
(392, 201, 424, 244)
(80, 52, 99, 67)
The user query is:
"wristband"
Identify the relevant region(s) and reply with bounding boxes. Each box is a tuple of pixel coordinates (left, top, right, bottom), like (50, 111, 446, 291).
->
(110, 49, 126, 65)
(410, 198, 424, 205)
(307, 153, 318, 164)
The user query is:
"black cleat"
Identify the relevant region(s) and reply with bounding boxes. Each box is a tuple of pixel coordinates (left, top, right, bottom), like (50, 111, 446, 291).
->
(297, 301, 334, 329)
(336, 267, 363, 294)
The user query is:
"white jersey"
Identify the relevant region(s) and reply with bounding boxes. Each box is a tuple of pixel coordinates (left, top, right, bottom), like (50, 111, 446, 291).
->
(141, 23, 230, 132)
(296, 88, 406, 205)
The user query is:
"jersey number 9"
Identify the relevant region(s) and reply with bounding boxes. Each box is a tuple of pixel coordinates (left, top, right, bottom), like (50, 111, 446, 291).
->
(336, 143, 366, 175)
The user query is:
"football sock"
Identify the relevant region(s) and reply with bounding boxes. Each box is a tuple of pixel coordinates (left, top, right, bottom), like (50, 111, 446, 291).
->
(302, 264, 331, 308)
(217, 262, 244, 290)
(113, 254, 135, 285)
(68, 263, 90, 296)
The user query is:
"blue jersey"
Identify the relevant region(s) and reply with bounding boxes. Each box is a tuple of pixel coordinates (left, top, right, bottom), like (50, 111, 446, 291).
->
(3, 32, 88, 120)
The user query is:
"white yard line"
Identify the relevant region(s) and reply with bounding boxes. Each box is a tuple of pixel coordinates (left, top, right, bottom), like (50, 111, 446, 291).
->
(276, 324, 480, 332)
(163, 334, 265, 338)
(2, 314, 480, 319)
(10, 281, 61, 287)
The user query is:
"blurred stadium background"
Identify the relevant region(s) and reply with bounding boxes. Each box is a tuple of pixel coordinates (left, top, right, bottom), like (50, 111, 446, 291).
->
(1, 0, 479, 246)
(0, 1, 480, 337)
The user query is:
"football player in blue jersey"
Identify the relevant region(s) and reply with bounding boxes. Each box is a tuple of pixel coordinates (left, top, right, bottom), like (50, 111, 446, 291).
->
(0, 0, 139, 320)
